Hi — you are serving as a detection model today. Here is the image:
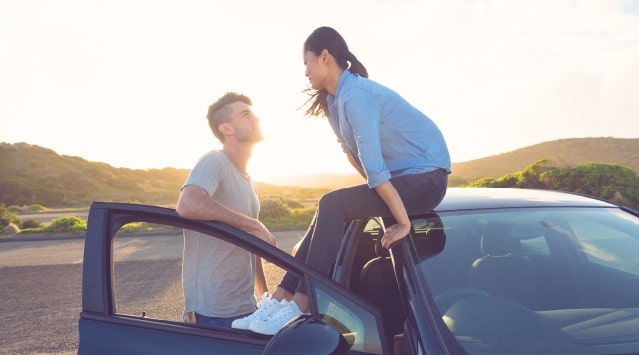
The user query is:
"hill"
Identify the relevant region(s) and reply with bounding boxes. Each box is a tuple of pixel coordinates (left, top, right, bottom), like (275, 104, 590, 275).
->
(272, 137, 639, 188)
(1, 137, 638, 207)
(0, 142, 330, 208)
(449, 137, 639, 184)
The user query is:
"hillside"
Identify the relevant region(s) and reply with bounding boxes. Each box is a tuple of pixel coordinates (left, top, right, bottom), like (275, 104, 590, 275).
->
(0, 142, 329, 208)
(273, 137, 639, 188)
(1, 137, 638, 207)
(450, 137, 639, 184)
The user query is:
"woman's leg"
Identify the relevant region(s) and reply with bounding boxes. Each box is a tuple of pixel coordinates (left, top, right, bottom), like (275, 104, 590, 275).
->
(275, 210, 318, 296)
(249, 171, 448, 333)
(298, 169, 448, 294)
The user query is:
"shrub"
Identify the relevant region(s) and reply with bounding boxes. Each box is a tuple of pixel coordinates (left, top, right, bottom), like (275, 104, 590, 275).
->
(7, 205, 24, 213)
(262, 206, 315, 229)
(0, 205, 21, 230)
(119, 222, 168, 233)
(44, 216, 87, 233)
(21, 219, 43, 229)
(260, 197, 290, 219)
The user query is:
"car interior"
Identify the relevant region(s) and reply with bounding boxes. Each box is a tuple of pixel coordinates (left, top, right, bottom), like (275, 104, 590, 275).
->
(341, 210, 639, 354)
(424, 211, 639, 353)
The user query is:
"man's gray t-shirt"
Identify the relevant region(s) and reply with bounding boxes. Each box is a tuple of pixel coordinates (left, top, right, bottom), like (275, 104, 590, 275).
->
(181, 150, 260, 318)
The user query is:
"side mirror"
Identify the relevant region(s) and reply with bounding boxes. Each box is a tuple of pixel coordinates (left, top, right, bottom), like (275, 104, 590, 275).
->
(263, 315, 350, 355)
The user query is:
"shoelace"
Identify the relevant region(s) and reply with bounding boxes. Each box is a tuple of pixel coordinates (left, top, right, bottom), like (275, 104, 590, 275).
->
(267, 303, 299, 322)
(253, 298, 285, 318)
(255, 292, 269, 308)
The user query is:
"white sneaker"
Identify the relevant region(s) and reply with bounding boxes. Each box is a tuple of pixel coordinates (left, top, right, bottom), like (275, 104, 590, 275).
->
(231, 294, 287, 330)
(248, 301, 304, 335)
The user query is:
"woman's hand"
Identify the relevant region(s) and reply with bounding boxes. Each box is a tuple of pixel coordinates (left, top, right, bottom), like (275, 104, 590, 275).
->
(381, 223, 411, 249)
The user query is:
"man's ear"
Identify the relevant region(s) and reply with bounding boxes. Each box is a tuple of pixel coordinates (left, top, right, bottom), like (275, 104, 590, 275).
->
(218, 122, 234, 137)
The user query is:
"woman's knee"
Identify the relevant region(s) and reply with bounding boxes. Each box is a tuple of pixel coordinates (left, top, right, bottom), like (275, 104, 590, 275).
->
(318, 190, 343, 209)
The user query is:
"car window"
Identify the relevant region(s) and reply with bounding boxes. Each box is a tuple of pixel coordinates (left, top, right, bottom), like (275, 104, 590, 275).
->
(107, 216, 388, 354)
(315, 282, 385, 354)
(411, 207, 639, 355)
(112, 224, 185, 321)
(112, 224, 289, 323)
(565, 209, 639, 275)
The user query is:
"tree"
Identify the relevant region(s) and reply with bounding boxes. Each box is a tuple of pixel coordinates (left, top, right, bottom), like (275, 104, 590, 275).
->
(467, 161, 639, 210)
(544, 163, 639, 208)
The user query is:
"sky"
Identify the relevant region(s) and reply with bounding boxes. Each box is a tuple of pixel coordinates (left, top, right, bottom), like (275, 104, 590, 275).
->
(1, 0, 638, 183)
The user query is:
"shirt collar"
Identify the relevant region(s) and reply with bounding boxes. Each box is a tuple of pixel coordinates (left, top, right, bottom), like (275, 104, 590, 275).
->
(335, 69, 350, 97)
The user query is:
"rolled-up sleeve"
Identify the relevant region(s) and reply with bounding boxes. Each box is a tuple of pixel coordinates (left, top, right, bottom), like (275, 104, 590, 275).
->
(343, 91, 390, 188)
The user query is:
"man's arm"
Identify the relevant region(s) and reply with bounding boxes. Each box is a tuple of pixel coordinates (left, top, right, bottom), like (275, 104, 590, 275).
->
(254, 256, 268, 298)
(176, 185, 277, 246)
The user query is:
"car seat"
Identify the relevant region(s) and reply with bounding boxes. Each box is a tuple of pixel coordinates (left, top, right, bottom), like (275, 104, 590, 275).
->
(359, 233, 406, 341)
(469, 221, 543, 308)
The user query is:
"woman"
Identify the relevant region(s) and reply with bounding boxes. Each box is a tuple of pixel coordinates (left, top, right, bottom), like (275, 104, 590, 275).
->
(233, 26, 451, 335)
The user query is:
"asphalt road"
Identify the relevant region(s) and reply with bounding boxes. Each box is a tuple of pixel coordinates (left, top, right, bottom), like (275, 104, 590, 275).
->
(16, 210, 90, 223)
(0, 230, 304, 355)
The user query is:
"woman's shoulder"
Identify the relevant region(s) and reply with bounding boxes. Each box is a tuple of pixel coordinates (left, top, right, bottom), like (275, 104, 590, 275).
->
(339, 73, 398, 102)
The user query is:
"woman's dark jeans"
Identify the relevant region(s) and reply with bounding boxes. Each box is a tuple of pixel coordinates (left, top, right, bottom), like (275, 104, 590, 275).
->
(278, 169, 448, 294)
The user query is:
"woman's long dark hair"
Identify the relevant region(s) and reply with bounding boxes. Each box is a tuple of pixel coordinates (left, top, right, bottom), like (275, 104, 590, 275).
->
(303, 26, 368, 117)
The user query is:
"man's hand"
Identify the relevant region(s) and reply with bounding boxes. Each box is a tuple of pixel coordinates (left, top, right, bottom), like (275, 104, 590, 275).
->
(249, 220, 277, 247)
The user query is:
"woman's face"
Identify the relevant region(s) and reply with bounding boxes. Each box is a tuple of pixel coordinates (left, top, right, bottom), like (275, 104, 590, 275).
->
(303, 50, 328, 91)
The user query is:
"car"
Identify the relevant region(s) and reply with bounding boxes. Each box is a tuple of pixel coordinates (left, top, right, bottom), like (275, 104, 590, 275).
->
(78, 187, 639, 354)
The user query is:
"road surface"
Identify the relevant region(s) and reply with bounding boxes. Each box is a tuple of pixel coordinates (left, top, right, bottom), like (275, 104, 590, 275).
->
(0, 229, 304, 354)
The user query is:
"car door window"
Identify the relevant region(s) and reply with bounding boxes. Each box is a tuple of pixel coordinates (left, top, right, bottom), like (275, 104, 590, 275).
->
(112, 223, 185, 321)
(315, 282, 385, 354)
(105, 212, 389, 354)
(112, 223, 289, 323)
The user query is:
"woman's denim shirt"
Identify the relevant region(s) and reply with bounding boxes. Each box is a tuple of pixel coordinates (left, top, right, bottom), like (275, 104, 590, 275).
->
(326, 70, 451, 188)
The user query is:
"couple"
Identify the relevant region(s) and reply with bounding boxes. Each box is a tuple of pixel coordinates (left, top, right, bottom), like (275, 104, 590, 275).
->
(176, 26, 451, 336)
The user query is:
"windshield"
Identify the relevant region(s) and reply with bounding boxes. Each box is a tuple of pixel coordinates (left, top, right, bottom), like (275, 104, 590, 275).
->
(411, 207, 639, 354)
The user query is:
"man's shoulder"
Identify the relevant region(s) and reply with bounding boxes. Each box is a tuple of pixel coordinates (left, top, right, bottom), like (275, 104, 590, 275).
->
(192, 150, 232, 170)
(197, 149, 225, 161)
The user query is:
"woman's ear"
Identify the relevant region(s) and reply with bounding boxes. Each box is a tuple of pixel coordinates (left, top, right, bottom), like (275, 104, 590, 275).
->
(321, 49, 330, 62)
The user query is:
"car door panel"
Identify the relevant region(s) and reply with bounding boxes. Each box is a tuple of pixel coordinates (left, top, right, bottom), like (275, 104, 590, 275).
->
(79, 202, 390, 354)
(78, 317, 265, 354)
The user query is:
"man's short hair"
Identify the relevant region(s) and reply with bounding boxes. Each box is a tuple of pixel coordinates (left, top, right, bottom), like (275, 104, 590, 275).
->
(207, 92, 252, 142)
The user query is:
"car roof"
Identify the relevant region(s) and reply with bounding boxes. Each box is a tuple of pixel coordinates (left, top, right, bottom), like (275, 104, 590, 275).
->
(435, 187, 616, 212)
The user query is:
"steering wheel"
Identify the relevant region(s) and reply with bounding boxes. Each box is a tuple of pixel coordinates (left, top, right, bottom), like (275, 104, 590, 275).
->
(434, 287, 490, 314)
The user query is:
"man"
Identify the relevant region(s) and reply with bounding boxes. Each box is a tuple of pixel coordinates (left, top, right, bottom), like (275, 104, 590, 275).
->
(176, 92, 277, 327)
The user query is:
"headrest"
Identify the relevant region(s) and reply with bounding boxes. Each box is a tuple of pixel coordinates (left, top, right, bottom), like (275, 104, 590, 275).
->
(375, 233, 391, 257)
(416, 228, 446, 257)
(480, 222, 520, 256)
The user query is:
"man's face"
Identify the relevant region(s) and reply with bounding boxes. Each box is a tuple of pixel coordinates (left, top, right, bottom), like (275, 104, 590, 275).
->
(224, 101, 264, 143)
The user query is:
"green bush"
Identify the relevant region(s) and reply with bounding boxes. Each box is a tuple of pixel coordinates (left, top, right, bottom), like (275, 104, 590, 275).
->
(260, 197, 290, 219)
(26, 204, 47, 211)
(44, 216, 87, 234)
(119, 222, 170, 233)
(21, 219, 43, 229)
(0, 205, 21, 230)
(262, 206, 315, 229)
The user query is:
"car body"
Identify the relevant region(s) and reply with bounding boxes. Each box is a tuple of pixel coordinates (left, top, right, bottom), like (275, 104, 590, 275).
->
(78, 188, 639, 354)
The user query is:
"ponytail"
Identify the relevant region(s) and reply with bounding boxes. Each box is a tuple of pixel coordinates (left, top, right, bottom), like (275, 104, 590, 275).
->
(346, 51, 368, 78)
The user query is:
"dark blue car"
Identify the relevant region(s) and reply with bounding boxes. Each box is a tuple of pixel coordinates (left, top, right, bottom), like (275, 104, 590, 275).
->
(78, 188, 639, 354)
